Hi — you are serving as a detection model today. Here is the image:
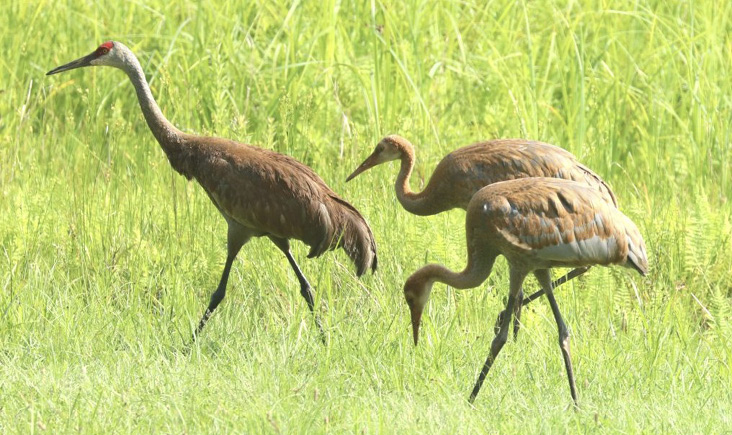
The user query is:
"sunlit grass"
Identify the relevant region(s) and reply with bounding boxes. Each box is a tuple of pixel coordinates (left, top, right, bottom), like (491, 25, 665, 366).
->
(1, 0, 731, 432)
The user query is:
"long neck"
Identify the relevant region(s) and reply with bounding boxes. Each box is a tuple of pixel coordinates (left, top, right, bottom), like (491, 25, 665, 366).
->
(421, 245, 496, 290)
(394, 146, 432, 215)
(123, 57, 183, 152)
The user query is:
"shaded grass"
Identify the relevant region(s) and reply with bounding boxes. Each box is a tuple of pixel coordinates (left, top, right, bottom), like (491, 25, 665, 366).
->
(1, 0, 731, 432)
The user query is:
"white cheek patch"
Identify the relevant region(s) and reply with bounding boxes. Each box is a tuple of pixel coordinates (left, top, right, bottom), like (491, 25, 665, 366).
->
(418, 282, 434, 305)
(535, 234, 617, 264)
(376, 147, 402, 162)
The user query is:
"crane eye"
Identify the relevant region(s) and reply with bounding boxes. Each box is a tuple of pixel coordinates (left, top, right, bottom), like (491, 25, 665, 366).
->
(95, 42, 113, 56)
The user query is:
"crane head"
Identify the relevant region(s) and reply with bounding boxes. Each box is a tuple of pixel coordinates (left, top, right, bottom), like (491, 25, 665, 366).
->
(47, 41, 121, 75)
(346, 135, 408, 182)
(403, 270, 434, 346)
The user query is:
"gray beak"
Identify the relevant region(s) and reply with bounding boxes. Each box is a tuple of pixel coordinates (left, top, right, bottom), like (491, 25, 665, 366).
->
(47, 52, 96, 76)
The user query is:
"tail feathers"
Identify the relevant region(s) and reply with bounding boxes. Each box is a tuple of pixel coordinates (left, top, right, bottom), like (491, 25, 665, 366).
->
(309, 195, 377, 276)
(624, 221, 648, 276)
(577, 163, 618, 208)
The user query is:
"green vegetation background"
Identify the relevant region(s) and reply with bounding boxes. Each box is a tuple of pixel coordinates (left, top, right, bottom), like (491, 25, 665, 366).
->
(1, 0, 730, 432)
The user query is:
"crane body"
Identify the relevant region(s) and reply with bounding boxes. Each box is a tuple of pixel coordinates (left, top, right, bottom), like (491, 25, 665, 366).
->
(348, 134, 619, 335)
(47, 41, 377, 340)
(347, 134, 617, 215)
(403, 177, 648, 405)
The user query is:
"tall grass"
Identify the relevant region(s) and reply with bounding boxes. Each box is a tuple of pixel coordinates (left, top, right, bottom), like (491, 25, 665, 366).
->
(1, 0, 730, 432)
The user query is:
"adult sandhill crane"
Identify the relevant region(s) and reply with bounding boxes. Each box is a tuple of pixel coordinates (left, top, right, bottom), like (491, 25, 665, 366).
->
(47, 41, 377, 340)
(403, 177, 648, 405)
(348, 134, 617, 335)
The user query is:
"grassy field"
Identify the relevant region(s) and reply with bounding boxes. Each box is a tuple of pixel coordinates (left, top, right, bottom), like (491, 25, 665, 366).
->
(2, 0, 731, 432)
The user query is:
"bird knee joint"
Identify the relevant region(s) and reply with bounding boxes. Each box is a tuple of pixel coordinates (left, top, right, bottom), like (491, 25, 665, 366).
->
(559, 334, 571, 350)
(210, 290, 225, 305)
(299, 284, 313, 297)
(492, 332, 508, 350)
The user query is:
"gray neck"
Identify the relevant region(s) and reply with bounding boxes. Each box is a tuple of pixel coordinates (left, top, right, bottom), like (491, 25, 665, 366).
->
(121, 51, 182, 149)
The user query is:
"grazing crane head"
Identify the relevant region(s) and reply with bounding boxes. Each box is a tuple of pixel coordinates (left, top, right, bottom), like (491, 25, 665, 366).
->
(346, 135, 412, 181)
(403, 268, 436, 345)
(47, 41, 131, 75)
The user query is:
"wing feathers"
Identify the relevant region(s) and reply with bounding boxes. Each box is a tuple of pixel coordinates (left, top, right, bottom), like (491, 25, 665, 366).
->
(471, 178, 647, 273)
(192, 137, 377, 275)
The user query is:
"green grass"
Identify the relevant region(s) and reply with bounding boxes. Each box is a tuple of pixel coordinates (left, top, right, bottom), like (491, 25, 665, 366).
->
(2, 0, 731, 432)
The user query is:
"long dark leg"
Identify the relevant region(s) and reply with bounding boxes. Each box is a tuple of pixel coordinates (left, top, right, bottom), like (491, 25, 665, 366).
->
(470, 269, 526, 403)
(193, 225, 249, 340)
(535, 269, 579, 407)
(270, 237, 326, 343)
(495, 267, 590, 336)
(523, 266, 590, 306)
(512, 289, 523, 340)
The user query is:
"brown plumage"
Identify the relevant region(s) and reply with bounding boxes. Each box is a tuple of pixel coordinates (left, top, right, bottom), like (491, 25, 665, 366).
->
(192, 137, 376, 276)
(403, 178, 648, 405)
(347, 134, 617, 215)
(348, 134, 618, 335)
(47, 41, 377, 340)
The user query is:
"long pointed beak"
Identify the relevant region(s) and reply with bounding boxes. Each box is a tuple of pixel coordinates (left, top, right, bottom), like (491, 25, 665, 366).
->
(346, 152, 380, 182)
(410, 304, 423, 346)
(47, 52, 95, 76)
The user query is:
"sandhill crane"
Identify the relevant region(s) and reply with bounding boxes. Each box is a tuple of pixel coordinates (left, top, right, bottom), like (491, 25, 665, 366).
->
(47, 41, 377, 341)
(348, 134, 617, 335)
(403, 177, 648, 405)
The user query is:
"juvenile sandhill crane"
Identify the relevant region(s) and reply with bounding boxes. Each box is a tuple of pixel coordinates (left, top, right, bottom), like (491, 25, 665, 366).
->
(47, 41, 377, 340)
(348, 134, 617, 335)
(403, 177, 648, 405)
